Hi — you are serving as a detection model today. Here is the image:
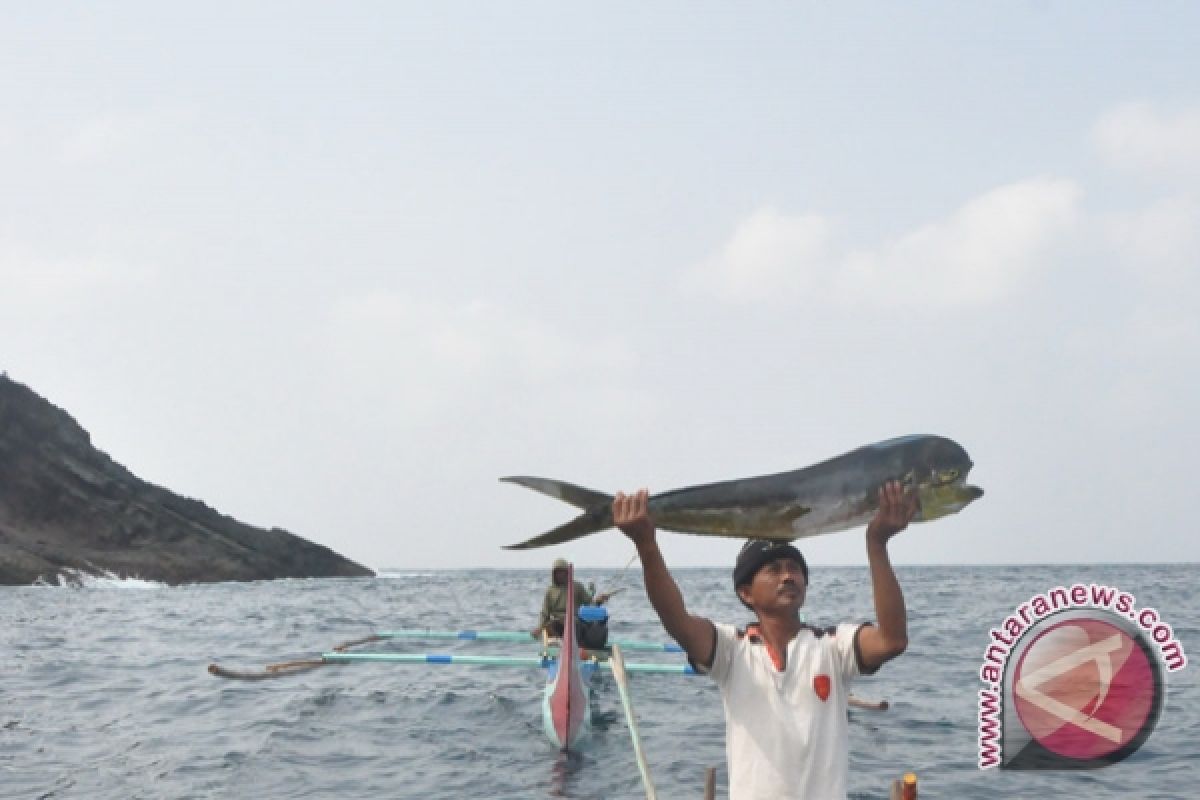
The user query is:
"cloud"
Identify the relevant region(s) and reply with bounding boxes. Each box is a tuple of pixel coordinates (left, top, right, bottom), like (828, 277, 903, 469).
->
(688, 208, 834, 301)
(689, 178, 1080, 308)
(1092, 103, 1200, 357)
(321, 291, 649, 426)
(836, 178, 1080, 306)
(1091, 102, 1200, 179)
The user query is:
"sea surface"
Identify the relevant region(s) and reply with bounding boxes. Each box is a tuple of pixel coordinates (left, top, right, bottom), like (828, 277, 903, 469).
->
(2, 565, 1196, 799)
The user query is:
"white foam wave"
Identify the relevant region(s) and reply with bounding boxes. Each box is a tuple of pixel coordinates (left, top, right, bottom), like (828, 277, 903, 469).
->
(32, 568, 167, 589)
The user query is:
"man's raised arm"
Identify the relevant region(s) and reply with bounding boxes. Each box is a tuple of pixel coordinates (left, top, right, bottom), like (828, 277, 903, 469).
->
(856, 480, 917, 672)
(613, 489, 716, 668)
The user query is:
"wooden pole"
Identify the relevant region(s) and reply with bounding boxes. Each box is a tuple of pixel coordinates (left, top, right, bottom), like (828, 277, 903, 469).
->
(207, 659, 334, 680)
(610, 644, 657, 800)
(889, 772, 917, 799)
(703, 766, 716, 800)
(847, 694, 890, 711)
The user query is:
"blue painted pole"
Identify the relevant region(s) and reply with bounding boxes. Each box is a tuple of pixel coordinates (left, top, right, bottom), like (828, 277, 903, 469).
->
(323, 652, 547, 667)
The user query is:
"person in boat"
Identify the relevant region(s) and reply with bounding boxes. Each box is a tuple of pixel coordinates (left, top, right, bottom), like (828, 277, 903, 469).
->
(613, 481, 916, 800)
(531, 557, 612, 640)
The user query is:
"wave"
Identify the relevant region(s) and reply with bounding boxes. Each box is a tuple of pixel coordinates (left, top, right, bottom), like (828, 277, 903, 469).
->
(31, 567, 168, 589)
(374, 566, 439, 579)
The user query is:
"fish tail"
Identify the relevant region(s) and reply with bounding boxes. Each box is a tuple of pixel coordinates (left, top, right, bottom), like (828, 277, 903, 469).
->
(500, 476, 614, 550)
(500, 476, 613, 510)
(502, 507, 613, 550)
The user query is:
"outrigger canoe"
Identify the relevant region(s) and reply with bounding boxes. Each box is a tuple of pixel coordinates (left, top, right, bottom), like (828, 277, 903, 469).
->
(208, 565, 695, 753)
(208, 565, 888, 799)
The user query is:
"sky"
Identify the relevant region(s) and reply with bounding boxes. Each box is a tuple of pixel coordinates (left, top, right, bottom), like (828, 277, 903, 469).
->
(2, 3, 1198, 571)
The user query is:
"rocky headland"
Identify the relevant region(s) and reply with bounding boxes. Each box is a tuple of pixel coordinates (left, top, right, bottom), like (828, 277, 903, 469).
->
(0, 375, 374, 585)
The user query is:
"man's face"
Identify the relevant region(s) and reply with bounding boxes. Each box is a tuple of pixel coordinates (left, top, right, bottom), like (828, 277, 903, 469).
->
(737, 557, 807, 613)
(552, 568, 568, 586)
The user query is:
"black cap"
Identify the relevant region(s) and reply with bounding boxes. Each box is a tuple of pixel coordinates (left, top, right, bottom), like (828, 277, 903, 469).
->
(733, 539, 808, 591)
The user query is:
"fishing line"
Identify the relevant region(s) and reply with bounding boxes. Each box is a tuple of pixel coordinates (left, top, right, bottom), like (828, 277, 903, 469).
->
(593, 552, 639, 600)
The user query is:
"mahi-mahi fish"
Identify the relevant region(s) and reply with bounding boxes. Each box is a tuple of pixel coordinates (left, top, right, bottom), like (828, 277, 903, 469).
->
(502, 434, 983, 550)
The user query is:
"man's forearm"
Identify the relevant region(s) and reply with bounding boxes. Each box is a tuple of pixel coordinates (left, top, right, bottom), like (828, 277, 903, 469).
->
(634, 539, 693, 642)
(866, 536, 908, 650)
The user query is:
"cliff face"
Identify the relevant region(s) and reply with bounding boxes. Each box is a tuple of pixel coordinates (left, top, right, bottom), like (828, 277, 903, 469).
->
(0, 375, 374, 585)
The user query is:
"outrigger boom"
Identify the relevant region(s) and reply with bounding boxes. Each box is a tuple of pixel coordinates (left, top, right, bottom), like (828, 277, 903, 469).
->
(207, 630, 695, 679)
(372, 629, 686, 653)
(321, 651, 695, 674)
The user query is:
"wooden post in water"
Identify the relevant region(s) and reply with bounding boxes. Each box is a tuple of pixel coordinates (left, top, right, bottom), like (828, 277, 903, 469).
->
(703, 766, 716, 800)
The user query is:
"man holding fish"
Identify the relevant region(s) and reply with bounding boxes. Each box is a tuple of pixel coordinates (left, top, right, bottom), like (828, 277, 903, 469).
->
(503, 435, 981, 796)
(612, 480, 917, 800)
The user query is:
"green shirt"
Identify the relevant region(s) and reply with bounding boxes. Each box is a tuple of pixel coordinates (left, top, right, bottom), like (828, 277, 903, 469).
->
(538, 580, 594, 629)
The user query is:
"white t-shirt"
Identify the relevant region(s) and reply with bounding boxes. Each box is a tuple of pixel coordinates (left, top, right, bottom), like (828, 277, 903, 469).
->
(703, 621, 873, 800)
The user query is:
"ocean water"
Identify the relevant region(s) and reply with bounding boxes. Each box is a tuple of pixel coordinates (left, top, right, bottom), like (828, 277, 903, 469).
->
(2, 565, 1196, 799)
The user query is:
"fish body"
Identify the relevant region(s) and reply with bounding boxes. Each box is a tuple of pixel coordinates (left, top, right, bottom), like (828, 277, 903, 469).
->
(503, 434, 982, 550)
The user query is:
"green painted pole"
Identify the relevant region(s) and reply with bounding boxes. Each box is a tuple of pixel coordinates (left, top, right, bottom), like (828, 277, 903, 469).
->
(376, 630, 531, 643)
(374, 629, 685, 653)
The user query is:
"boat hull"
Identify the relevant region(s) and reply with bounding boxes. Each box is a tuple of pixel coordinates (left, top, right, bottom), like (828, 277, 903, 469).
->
(542, 563, 591, 750)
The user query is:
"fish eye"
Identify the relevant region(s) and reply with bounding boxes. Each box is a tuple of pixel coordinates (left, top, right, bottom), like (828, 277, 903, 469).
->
(939, 468, 959, 483)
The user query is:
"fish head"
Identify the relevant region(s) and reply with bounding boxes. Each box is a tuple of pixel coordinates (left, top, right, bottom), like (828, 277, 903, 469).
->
(916, 481, 985, 521)
(899, 436, 984, 521)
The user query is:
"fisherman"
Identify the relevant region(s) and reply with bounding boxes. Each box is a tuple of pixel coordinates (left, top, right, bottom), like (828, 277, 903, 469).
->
(531, 557, 611, 640)
(613, 481, 916, 800)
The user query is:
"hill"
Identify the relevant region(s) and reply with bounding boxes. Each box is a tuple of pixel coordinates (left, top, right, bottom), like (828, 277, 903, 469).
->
(0, 375, 374, 585)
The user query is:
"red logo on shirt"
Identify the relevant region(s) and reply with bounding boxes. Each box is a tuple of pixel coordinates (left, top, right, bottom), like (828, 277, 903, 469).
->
(813, 674, 831, 702)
